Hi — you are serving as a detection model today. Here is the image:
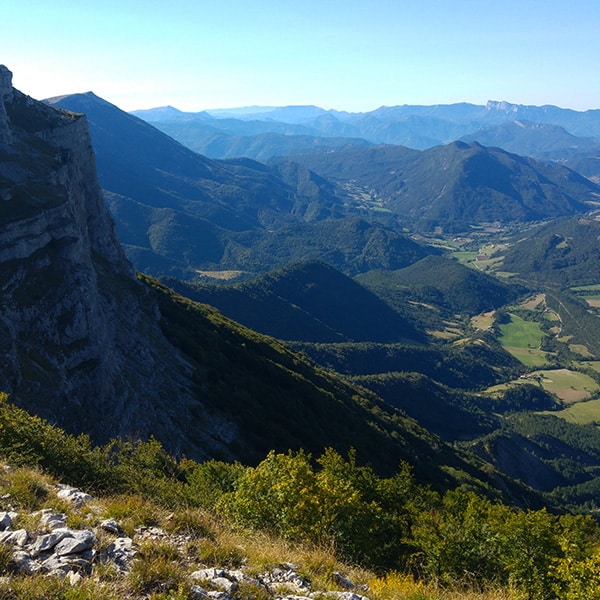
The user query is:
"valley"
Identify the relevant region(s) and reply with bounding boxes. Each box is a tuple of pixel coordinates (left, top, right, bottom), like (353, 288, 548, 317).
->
(50, 85, 600, 511)
(4, 64, 600, 597)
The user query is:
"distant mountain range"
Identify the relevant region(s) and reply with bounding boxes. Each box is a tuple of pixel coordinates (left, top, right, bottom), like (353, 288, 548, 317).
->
(132, 102, 600, 180)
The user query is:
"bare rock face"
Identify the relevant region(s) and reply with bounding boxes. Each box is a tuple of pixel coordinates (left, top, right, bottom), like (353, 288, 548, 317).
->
(0, 65, 13, 144)
(0, 66, 234, 456)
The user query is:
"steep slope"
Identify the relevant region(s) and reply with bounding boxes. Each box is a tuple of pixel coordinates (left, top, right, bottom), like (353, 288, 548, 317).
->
(0, 67, 211, 454)
(46, 92, 353, 229)
(501, 216, 600, 287)
(164, 260, 425, 343)
(460, 120, 600, 160)
(208, 217, 431, 277)
(283, 142, 599, 232)
(45, 91, 432, 279)
(460, 120, 600, 181)
(134, 114, 373, 160)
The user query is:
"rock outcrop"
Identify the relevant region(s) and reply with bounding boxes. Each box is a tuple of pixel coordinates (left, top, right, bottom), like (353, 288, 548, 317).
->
(0, 65, 12, 145)
(0, 65, 234, 456)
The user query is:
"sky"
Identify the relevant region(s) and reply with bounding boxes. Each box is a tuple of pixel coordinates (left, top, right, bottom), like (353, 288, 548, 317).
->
(3, 0, 600, 113)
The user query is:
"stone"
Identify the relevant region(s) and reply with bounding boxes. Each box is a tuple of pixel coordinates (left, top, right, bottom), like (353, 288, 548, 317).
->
(211, 577, 239, 594)
(206, 592, 234, 600)
(0, 65, 12, 145)
(40, 511, 67, 530)
(0, 512, 12, 531)
(29, 529, 72, 556)
(56, 485, 93, 507)
(67, 571, 83, 585)
(11, 550, 42, 575)
(260, 565, 311, 593)
(54, 529, 95, 556)
(326, 593, 371, 600)
(99, 518, 123, 535)
(333, 571, 355, 590)
(0, 528, 29, 547)
(190, 585, 209, 599)
(104, 536, 136, 570)
(191, 568, 227, 581)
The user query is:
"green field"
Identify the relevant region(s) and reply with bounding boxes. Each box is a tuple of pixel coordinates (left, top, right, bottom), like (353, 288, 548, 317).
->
(503, 346, 549, 367)
(551, 398, 600, 425)
(571, 284, 600, 292)
(498, 314, 546, 365)
(577, 361, 600, 373)
(530, 368, 600, 403)
(452, 251, 478, 264)
(487, 368, 600, 405)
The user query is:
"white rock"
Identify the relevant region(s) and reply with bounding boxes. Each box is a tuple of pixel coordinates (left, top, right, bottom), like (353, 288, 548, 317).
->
(67, 571, 83, 585)
(99, 518, 122, 535)
(0, 528, 28, 547)
(104, 536, 136, 570)
(40, 512, 67, 530)
(54, 530, 95, 556)
(29, 529, 72, 557)
(56, 486, 93, 507)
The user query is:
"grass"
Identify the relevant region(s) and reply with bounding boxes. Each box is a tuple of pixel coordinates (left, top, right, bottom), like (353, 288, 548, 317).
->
(578, 361, 600, 373)
(551, 398, 600, 425)
(488, 369, 600, 404)
(528, 368, 600, 403)
(451, 251, 479, 265)
(502, 346, 548, 367)
(498, 313, 549, 366)
(471, 311, 495, 331)
(498, 314, 544, 349)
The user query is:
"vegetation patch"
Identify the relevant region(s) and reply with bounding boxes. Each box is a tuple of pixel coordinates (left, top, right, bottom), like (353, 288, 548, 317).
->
(552, 398, 600, 425)
(471, 310, 495, 331)
(529, 368, 600, 403)
(502, 345, 548, 367)
(498, 313, 544, 349)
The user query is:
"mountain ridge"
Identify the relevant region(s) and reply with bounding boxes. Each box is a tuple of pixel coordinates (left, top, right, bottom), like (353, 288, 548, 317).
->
(133, 99, 600, 157)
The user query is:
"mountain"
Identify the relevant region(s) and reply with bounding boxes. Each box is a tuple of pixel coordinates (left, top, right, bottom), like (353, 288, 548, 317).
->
(357, 255, 526, 316)
(460, 120, 600, 181)
(133, 105, 373, 160)
(281, 142, 599, 232)
(3, 66, 514, 488)
(0, 67, 209, 454)
(163, 260, 425, 344)
(134, 100, 600, 157)
(45, 92, 340, 230)
(501, 216, 600, 287)
(45, 92, 367, 277)
(47, 92, 427, 278)
(460, 120, 600, 160)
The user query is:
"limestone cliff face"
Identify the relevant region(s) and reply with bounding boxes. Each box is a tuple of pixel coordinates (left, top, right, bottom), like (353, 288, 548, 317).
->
(0, 66, 233, 455)
(0, 65, 12, 145)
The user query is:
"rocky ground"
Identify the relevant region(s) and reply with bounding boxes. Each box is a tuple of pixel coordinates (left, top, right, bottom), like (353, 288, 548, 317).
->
(0, 473, 371, 600)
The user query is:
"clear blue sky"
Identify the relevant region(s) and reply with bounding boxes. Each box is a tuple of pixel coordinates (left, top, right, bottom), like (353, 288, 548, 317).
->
(3, 0, 600, 113)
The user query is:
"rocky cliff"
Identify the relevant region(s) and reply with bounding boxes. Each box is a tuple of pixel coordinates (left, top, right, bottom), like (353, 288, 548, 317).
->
(0, 66, 233, 455)
(0, 65, 12, 145)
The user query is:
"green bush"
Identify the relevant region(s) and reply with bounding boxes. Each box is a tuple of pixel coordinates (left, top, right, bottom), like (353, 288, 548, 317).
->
(218, 448, 416, 570)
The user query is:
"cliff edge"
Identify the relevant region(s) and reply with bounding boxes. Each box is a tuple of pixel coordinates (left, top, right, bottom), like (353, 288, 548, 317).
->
(0, 65, 233, 456)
